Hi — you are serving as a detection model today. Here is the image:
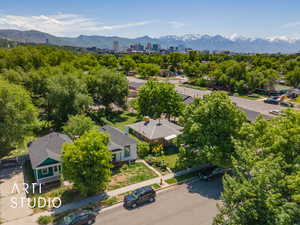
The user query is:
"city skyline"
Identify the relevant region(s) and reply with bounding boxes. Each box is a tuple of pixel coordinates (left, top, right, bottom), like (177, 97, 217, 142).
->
(0, 0, 300, 40)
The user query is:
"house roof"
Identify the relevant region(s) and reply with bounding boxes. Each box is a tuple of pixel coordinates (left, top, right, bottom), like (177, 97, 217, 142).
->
(127, 119, 183, 140)
(100, 125, 137, 150)
(28, 132, 72, 169)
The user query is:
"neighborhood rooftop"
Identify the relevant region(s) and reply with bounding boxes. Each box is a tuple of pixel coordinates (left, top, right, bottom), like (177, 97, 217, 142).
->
(127, 119, 183, 140)
(100, 125, 137, 150)
(28, 132, 72, 169)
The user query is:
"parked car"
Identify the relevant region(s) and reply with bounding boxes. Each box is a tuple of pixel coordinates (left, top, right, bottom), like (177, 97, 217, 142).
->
(280, 101, 294, 107)
(264, 97, 280, 105)
(60, 211, 96, 225)
(199, 166, 227, 181)
(270, 110, 282, 115)
(123, 186, 156, 208)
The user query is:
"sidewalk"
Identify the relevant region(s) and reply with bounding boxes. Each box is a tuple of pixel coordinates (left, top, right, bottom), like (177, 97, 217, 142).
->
(53, 166, 201, 215)
(2, 166, 202, 225)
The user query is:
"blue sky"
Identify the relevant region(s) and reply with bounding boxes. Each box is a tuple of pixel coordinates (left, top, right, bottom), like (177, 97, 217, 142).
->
(0, 0, 300, 39)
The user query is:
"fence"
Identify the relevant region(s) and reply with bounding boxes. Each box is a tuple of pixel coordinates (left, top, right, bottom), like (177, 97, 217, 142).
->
(0, 154, 29, 169)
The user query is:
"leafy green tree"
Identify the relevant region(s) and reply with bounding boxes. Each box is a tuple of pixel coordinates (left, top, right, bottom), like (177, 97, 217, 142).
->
(47, 74, 92, 126)
(63, 115, 97, 139)
(286, 67, 300, 87)
(137, 142, 150, 158)
(62, 130, 112, 196)
(0, 80, 39, 147)
(137, 63, 160, 78)
(214, 110, 300, 225)
(86, 68, 128, 108)
(120, 57, 136, 75)
(137, 80, 184, 119)
(179, 91, 247, 167)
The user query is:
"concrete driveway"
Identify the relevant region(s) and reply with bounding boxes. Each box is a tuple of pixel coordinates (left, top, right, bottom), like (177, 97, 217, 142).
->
(95, 178, 222, 225)
(0, 166, 33, 223)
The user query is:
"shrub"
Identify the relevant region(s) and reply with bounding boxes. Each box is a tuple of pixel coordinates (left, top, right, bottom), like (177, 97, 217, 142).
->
(151, 144, 164, 156)
(145, 156, 167, 171)
(37, 215, 53, 225)
(137, 142, 150, 158)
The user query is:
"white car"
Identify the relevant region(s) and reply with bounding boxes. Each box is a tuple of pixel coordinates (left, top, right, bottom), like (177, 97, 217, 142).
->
(270, 110, 281, 115)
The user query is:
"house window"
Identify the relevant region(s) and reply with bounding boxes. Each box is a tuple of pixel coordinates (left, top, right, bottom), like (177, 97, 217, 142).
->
(112, 154, 117, 162)
(58, 165, 61, 172)
(54, 166, 58, 172)
(124, 145, 131, 158)
(41, 168, 48, 175)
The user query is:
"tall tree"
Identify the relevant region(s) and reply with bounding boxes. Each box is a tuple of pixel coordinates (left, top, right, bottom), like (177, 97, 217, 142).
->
(214, 110, 300, 225)
(47, 74, 92, 126)
(86, 68, 128, 108)
(137, 80, 184, 119)
(120, 57, 136, 75)
(63, 114, 97, 139)
(179, 91, 247, 168)
(0, 80, 39, 147)
(62, 130, 112, 196)
(137, 63, 160, 78)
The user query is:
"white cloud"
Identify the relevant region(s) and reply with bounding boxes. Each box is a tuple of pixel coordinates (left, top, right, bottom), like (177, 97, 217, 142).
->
(282, 21, 300, 28)
(0, 13, 156, 36)
(168, 21, 185, 29)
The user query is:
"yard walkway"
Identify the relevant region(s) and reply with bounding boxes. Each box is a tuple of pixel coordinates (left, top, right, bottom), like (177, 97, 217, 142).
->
(52, 166, 201, 215)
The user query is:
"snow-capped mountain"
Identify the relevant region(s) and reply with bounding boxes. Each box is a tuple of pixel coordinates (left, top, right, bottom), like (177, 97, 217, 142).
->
(1, 29, 300, 53)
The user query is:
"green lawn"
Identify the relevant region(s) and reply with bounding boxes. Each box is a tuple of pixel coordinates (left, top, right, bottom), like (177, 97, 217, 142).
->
(165, 171, 199, 184)
(108, 162, 158, 190)
(111, 111, 139, 131)
(232, 93, 265, 100)
(179, 84, 209, 91)
(157, 153, 178, 170)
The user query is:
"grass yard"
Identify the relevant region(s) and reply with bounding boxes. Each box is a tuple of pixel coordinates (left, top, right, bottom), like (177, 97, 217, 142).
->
(179, 84, 209, 91)
(232, 92, 265, 100)
(291, 96, 300, 103)
(110, 111, 139, 131)
(108, 162, 158, 190)
(165, 171, 199, 185)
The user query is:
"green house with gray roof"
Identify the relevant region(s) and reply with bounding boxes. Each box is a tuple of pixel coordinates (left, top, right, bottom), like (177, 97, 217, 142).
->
(28, 132, 72, 184)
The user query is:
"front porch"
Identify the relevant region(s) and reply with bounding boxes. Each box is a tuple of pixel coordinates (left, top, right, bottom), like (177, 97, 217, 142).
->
(34, 163, 62, 185)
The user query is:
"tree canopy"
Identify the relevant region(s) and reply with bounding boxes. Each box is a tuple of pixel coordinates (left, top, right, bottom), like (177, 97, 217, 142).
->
(62, 130, 112, 196)
(0, 80, 39, 147)
(214, 110, 300, 225)
(63, 114, 97, 139)
(136, 80, 184, 119)
(179, 91, 247, 168)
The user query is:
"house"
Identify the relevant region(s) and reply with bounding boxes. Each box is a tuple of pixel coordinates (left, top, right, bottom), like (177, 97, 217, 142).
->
(127, 119, 183, 145)
(28, 132, 72, 185)
(99, 125, 138, 163)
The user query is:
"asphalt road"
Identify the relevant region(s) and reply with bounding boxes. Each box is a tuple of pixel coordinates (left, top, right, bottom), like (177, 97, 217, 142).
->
(94, 179, 222, 225)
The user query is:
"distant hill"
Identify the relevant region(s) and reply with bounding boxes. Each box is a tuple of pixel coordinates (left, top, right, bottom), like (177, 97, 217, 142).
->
(1, 29, 300, 53)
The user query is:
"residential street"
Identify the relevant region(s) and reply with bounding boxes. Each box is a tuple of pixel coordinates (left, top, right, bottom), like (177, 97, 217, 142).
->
(94, 179, 222, 225)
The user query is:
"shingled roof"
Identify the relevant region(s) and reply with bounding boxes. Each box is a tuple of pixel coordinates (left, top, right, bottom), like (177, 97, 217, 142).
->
(128, 119, 183, 140)
(28, 132, 72, 169)
(100, 125, 137, 150)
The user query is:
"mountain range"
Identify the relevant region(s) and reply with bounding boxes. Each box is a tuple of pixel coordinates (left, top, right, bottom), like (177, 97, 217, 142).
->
(1, 29, 300, 53)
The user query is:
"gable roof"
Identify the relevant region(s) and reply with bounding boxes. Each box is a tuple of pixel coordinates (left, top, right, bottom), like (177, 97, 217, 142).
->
(28, 132, 72, 169)
(100, 125, 137, 150)
(128, 119, 183, 140)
